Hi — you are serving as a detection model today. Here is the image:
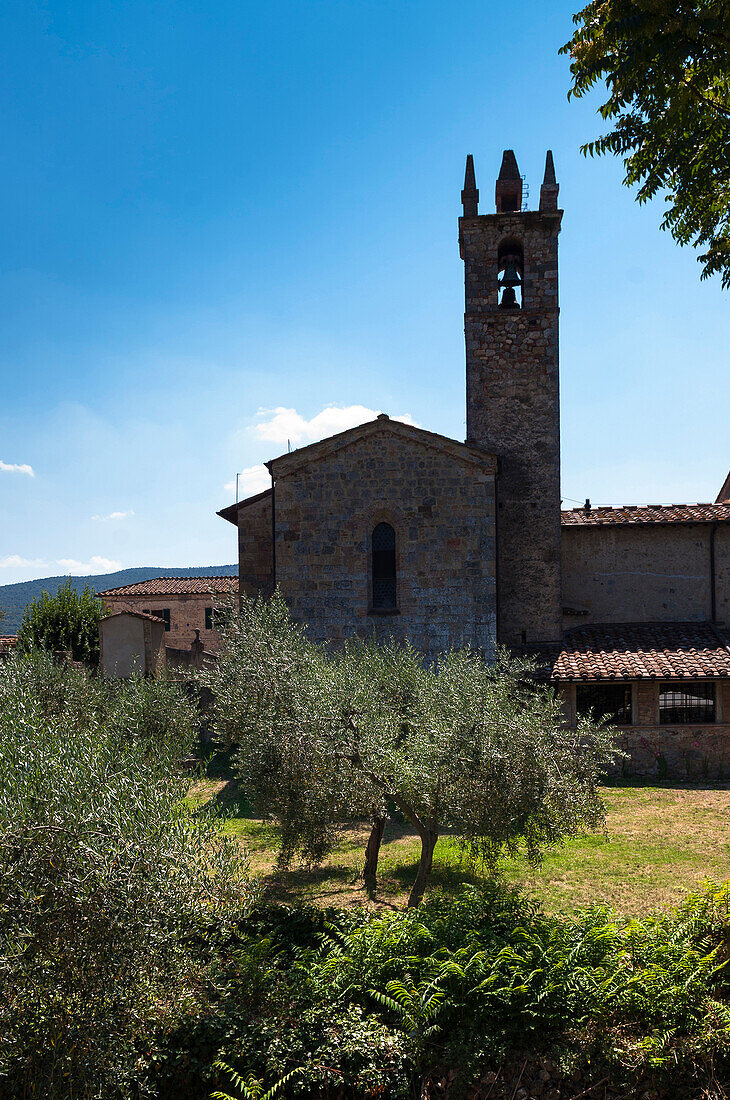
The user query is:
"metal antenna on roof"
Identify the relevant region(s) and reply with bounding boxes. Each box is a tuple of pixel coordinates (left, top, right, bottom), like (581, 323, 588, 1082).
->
(235, 473, 239, 504)
(288, 438, 292, 453)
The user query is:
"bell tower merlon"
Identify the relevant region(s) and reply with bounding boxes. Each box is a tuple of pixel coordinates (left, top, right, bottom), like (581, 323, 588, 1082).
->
(459, 150, 563, 647)
(495, 149, 522, 213)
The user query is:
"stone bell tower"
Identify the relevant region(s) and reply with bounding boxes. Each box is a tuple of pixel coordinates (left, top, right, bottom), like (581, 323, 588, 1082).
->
(459, 150, 563, 647)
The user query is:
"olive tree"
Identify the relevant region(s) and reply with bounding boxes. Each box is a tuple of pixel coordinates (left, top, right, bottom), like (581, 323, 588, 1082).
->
(0, 651, 253, 1099)
(205, 593, 617, 907)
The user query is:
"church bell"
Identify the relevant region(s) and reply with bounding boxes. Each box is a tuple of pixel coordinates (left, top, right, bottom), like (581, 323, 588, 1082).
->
(498, 259, 521, 309)
(498, 262, 521, 288)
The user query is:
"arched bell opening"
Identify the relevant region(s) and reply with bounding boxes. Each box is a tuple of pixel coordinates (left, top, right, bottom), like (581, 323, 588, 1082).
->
(497, 239, 523, 309)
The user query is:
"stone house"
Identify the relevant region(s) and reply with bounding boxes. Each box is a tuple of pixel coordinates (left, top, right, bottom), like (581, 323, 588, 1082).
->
(217, 149, 730, 778)
(98, 576, 238, 653)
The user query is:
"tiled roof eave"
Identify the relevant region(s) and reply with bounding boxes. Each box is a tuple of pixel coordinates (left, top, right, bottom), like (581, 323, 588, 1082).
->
(553, 671, 730, 682)
(99, 575, 238, 597)
(548, 622, 730, 682)
(561, 502, 730, 527)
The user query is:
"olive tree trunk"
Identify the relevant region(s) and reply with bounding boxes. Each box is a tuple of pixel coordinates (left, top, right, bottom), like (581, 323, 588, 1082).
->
(363, 816, 385, 894)
(407, 825, 438, 908)
(348, 752, 439, 907)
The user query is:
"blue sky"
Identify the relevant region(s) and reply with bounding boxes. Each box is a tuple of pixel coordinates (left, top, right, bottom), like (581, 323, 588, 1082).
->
(1, 0, 727, 585)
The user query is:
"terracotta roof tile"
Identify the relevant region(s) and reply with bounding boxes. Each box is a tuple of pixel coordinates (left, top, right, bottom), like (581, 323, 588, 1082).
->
(561, 503, 730, 527)
(104, 608, 167, 624)
(99, 576, 238, 597)
(550, 622, 730, 681)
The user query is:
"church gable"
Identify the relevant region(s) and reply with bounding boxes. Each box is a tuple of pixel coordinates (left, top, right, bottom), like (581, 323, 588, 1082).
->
(267, 413, 497, 480)
(271, 420, 497, 655)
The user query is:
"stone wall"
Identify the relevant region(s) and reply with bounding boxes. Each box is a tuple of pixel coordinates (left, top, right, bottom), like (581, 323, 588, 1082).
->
(270, 422, 497, 655)
(237, 490, 274, 596)
(559, 680, 730, 780)
(611, 724, 730, 781)
(102, 593, 229, 652)
(562, 523, 730, 629)
(459, 210, 563, 647)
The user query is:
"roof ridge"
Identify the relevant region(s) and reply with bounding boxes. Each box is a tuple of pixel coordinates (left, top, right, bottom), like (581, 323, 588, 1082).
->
(562, 502, 730, 527)
(266, 416, 497, 477)
(99, 575, 238, 596)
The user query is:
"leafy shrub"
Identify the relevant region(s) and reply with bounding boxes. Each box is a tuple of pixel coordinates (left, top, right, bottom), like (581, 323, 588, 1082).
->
(0, 651, 254, 1099)
(16, 576, 106, 665)
(152, 884, 730, 1098)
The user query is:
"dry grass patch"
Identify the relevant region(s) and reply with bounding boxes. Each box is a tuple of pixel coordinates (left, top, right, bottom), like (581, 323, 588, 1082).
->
(188, 780, 730, 915)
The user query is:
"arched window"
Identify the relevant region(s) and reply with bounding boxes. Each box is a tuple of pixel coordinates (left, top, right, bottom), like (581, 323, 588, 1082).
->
(497, 238, 523, 309)
(371, 522, 397, 610)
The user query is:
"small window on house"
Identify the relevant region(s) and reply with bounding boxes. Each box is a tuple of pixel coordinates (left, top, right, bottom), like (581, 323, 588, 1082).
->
(659, 682, 715, 724)
(205, 606, 213, 630)
(151, 608, 171, 631)
(371, 522, 397, 610)
(576, 683, 632, 725)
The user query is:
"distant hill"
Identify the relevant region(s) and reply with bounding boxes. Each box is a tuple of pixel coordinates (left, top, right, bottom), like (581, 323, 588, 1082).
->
(0, 565, 237, 635)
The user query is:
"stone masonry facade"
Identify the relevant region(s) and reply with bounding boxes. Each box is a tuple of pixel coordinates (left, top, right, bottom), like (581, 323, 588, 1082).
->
(218, 148, 730, 781)
(560, 680, 730, 781)
(562, 522, 730, 629)
(459, 168, 563, 647)
(99, 581, 238, 653)
(267, 418, 497, 655)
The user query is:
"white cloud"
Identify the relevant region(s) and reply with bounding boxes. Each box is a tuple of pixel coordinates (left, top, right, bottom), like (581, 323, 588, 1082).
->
(0, 555, 46, 569)
(0, 460, 34, 477)
(253, 405, 420, 446)
(92, 509, 135, 521)
(56, 556, 122, 575)
(224, 464, 270, 497)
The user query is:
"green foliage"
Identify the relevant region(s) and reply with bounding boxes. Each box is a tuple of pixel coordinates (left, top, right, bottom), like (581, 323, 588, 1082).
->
(0, 650, 254, 1099)
(16, 576, 106, 664)
(211, 1064, 302, 1100)
(562, 0, 730, 285)
(202, 592, 617, 905)
(151, 883, 730, 1098)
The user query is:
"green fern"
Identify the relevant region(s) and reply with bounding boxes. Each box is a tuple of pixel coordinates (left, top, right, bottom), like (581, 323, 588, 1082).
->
(211, 1062, 302, 1100)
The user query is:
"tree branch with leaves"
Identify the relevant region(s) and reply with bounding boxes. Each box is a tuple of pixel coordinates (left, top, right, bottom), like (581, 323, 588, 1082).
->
(562, 0, 730, 286)
(204, 593, 617, 907)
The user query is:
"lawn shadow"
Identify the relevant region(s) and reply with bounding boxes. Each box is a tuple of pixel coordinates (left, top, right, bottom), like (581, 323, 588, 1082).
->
(202, 778, 256, 818)
(603, 777, 730, 792)
(261, 863, 364, 904)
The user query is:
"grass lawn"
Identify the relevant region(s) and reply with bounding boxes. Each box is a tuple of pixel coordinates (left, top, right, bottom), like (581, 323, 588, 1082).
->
(188, 779, 730, 915)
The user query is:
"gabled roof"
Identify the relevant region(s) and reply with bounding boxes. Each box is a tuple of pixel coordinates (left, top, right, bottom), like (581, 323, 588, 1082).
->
(217, 487, 272, 527)
(550, 622, 730, 682)
(561, 503, 730, 527)
(103, 608, 166, 624)
(99, 576, 238, 597)
(266, 414, 497, 479)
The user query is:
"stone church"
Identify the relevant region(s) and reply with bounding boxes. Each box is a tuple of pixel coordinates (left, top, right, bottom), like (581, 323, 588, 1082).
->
(219, 150, 730, 778)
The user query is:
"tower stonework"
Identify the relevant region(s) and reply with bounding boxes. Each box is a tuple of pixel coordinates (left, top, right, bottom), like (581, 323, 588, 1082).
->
(459, 150, 563, 647)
